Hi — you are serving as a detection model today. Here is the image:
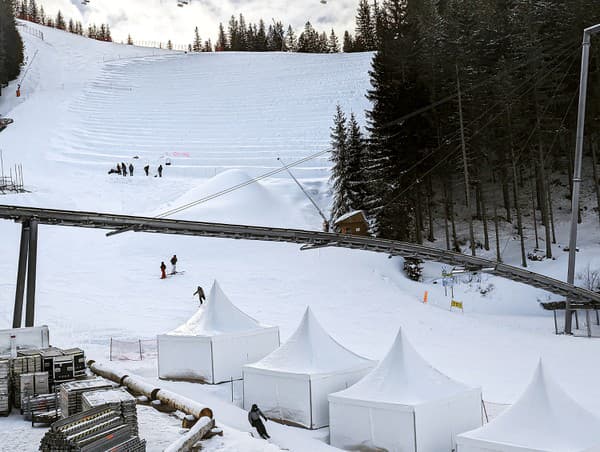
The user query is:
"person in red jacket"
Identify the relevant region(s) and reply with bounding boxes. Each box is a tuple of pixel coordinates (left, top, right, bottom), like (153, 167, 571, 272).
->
(160, 261, 167, 279)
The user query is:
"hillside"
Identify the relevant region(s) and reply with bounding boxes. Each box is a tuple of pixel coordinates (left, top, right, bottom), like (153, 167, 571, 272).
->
(1, 21, 600, 451)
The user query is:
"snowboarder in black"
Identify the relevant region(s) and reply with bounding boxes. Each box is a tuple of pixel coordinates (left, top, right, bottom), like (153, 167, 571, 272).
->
(193, 286, 206, 304)
(158, 164, 163, 177)
(248, 404, 270, 439)
(144, 165, 149, 176)
(129, 163, 134, 176)
(122, 162, 127, 177)
(116, 163, 122, 175)
(170, 254, 178, 274)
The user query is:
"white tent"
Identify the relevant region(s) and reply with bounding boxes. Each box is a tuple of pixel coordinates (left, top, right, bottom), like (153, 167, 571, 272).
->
(457, 361, 600, 452)
(242, 307, 375, 429)
(158, 281, 280, 384)
(328, 328, 482, 452)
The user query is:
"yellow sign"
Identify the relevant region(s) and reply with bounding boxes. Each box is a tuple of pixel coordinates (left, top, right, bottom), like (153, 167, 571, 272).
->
(451, 300, 464, 311)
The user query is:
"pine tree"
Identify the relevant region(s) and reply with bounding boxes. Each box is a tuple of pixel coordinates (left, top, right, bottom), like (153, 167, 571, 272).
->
(38, 5, 45, 24)
(0, 0, 24, 87)
(343, 31, 354, 52)
(228, 15, 240, 50)
(55, 10, 65, 30)
(193, 26, 201, 52)
(29, 0, 38, 23)
(127, 34, 133, 45)
(330, 105, 352, 221)
(256, 19, 267, 51)
(216, 23, 228, 51)
(105, 24, 112, 42)
(19, 0, 27, 20)
(355, 0, 375, 51)
(297, 21, 319, 53)
(68, 18, 74, 33)
(203, 39, 212, 52)
(328, 29, 340, 53)
(346, 113, 367, 210)
(285, 25, 297, 51)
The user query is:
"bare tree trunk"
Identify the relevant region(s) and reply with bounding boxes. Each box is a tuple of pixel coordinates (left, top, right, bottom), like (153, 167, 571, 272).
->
(443, 181, 451, 250)
(479, 181, 490, 251)
(530, 172, 540, 251)
(499, 149, 512, 222)
(546, 167, 557, 244)
(448, 178, 460, 252)
(415, 186, 423, 244)
(507, 105, 526, 267)
(426, 176, 435, 242)
(494, 205, 502, 263)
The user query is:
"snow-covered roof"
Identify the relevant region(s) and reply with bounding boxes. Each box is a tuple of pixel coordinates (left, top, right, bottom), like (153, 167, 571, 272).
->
(329, 328, 476, 406)
(246, 307, 373, 375)
(333, 210, 367, 225)
(458, 360, 600, 451)
(169, 280, 266, 336)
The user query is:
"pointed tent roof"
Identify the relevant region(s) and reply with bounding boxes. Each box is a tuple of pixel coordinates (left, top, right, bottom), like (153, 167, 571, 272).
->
(458, 360, 600, 451)
(169, 280, 266, 336)
(247, 307, 373, 375)
(330, 328, 475, 406)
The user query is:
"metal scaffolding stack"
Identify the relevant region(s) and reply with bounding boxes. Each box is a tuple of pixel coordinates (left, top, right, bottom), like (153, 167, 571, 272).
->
(0, 359, 10, 415)
(40, 404, 146, 452)
(11, 354, 43, 409)
(81, 389, 139, 436)
(22, 392, 59, 422)
(59, 378, 115, 418)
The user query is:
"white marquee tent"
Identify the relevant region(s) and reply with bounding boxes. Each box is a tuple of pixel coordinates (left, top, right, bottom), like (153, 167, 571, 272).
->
(328, 328, 482, 452)
(242, 307, 375, 429)
(158, 280, 280, 384)
(457, 361, 600, 452)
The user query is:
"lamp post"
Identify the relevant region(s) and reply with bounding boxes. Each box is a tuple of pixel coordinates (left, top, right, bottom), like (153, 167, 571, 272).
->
(565, 23, 600, 334)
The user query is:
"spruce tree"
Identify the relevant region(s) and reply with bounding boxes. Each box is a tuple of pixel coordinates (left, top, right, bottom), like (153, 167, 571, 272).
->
(127, 34, 133, 45)
(330, 106, 352, 221)
(68, 18, 74, 33)
(29, 0, 38, 23)
(0, 0, 24, 86)
(355, 0, 375, 51)
(55, 10, 65, 30)
(216, 23, 228, 51)
(346, 113, 367, 210)
(193, 26, 202, 52)
(343, 31, 354, 52)
(328, 29, 340, 53)
(285, 25, 297, 51)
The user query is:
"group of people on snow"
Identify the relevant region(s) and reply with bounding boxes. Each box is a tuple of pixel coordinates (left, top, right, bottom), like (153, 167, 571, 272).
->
(109, 162, 163, 177)
(160, 254, 178, 279)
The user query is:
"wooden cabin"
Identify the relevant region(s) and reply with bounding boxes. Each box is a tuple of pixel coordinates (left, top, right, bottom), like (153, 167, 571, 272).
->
(333, 210, 369, 236)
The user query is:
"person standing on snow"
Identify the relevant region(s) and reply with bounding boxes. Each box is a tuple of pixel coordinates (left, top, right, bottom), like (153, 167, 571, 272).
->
(116, 163, 122, 175)
(129, 163, 134, 176)
(160, 262, 167, 279)
(248, 404, 270, 439)
(144, 165, 150, 176)
(193, 286, 206, 304)
(170, 255, 178, 274)
(158, 165, 163, 177)
(122, 162, 128, 177)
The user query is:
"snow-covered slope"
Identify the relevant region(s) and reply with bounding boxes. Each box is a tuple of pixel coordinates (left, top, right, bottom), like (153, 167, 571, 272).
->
(1, 21, 600, 452)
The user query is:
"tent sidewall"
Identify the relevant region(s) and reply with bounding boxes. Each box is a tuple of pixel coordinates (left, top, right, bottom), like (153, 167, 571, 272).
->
(310, 366, 374, 429)
(157, 334, 213, 382)
(329, 396, 416, 452)
(456, 435, 549, 452)
(243, 367, 312, 428)
(415, 388, 483, 451)
(211, 327, 280, 384)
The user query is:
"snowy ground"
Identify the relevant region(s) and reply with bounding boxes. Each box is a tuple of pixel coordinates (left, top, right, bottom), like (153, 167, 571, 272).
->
(1, 21, 600, 451)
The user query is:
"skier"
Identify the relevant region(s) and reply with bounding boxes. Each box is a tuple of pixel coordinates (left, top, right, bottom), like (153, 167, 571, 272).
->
(193, 286, 206, 304)
(129, 163, 134, 176)
(160, 261, 167, 279)
(116, 163, 122, 175)
(122, 162, 128, 177)
(144, 165, 149, 176)
(170, 255, 178, 274)
(248, 404, 270, 439)
(158, 164, 163, 177)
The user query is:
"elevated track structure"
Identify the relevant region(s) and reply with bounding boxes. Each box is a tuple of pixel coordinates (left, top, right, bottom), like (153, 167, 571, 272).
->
(0, 204, 598, 329)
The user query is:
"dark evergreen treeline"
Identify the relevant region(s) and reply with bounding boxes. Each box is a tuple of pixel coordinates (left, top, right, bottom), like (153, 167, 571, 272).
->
(0, 0, 24, 88)
(16, 0, 112, 42)
(331, 0, 600, 264)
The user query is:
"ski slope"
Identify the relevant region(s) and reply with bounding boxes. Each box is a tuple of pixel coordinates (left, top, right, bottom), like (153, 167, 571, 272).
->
(1, 21, 600, 451)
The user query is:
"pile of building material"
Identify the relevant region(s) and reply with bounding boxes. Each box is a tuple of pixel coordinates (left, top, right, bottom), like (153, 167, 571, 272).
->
(59, 378, 116, 418)
(40, 404, 146, 452)
(11, 354, 42, 409)
(19, 371, 49, 407)
(0, 359, 10, 415)
(81, 388, 139, 436)
(22, 392, 59, 422)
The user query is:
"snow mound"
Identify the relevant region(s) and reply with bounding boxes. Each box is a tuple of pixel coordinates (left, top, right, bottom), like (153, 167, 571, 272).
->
(170, 280, 266, 336)
(457, 360, 600, 451)
(330, 328, 476, 405)
(248, 307, 374, 375)
(160, 169, 304, 227)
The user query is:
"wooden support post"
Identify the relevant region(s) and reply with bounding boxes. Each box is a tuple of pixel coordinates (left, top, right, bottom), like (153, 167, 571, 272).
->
(13, 222, 30, 328)
(25, 220, 38, 327)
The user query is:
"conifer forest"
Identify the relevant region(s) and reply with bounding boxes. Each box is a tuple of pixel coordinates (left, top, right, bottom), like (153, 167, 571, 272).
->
(330, 0, 600, 266)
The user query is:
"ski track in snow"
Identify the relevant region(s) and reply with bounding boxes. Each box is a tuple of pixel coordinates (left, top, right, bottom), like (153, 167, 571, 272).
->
(1, 20, 600, 451)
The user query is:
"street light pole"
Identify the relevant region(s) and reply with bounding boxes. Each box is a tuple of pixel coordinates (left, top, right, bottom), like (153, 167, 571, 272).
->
(565, 23, 600, 334)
